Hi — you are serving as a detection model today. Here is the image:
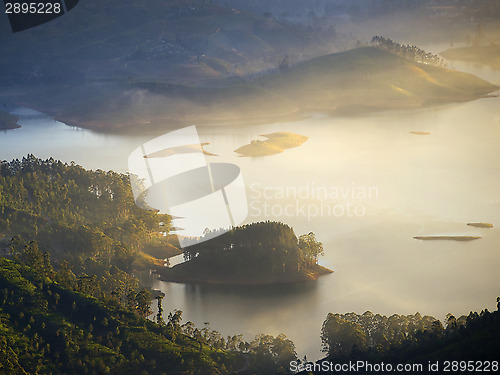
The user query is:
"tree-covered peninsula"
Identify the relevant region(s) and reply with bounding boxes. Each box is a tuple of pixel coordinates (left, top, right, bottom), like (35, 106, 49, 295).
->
(160, 222, 333, 285)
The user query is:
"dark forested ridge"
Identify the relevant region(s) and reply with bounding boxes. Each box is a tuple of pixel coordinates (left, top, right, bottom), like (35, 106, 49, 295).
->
(296, 304, 500, 374)
(160, 222, 332, 285)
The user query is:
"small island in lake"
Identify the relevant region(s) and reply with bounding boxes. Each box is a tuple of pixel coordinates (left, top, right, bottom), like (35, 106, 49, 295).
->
(234, 132, 308, 157)
(158, 222, 332, 285)
(467, 222, 493, 228)
(414, 235, 481, 241)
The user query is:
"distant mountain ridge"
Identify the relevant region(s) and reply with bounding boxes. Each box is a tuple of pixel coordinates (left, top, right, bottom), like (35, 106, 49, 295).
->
(0, 0, 320, 86)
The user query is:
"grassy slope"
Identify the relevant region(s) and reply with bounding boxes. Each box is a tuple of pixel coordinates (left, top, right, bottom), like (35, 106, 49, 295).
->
(259, 47, 498, 111)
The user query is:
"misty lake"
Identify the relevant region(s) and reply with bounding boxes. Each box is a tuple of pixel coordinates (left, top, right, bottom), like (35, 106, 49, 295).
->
(1, 62, 499, 360)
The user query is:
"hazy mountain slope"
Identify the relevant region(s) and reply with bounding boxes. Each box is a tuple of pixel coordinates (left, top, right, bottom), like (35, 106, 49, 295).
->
(0, 110, 19, 130)
(258, 46, 498, 113)
(0, 0, 312, 86)
(15, 47, 498, 133)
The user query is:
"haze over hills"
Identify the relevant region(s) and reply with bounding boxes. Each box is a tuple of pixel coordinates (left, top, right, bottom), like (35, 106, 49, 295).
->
(0, 0, 498, 133)
(0, 110, 19, 130)
(441, 43, 500, 71)
(1, 2, 500, 372)
(13, 46, 498, 133)
(0, 0, 323, 86)
(2, 0, 498, 89)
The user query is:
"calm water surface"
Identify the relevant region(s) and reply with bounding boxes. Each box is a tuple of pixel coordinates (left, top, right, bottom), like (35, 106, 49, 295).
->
(1, 63, 499, 359)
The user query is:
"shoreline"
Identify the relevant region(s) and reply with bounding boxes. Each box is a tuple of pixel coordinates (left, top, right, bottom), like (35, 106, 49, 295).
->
(155, 263, 333, 286)
(413, 235, 482, 241)
(2, 45, 498, 136)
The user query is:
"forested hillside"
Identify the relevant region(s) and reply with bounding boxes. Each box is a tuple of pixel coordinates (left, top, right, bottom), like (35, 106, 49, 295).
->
(0, 156, 299, 374)
(0, 255, 300, 374)
(0, 155, 172, 297)
(0, 256, 233, 374)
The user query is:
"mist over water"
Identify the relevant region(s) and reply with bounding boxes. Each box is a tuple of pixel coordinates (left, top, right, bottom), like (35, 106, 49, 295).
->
(158, 92, 500, 359)
(1, 70, 499, 360)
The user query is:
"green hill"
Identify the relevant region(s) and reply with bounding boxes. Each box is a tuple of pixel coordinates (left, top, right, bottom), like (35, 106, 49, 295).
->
(259, 46, 498, 113)
(0, 155, 171, 271)
(0, 158, 299, 374)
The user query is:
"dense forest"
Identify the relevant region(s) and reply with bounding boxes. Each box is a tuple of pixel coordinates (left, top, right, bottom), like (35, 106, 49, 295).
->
(0, 155, 174, 298)
(1, 156, 499, 374)
(2, 251, 498, 374)
(0, 156, 331, 287)
(0, 256, 299, 374)
(295, 304, 500, 374)
(321, 307, 500, 359)
(161, 222, 332, 284)
(0, 156, 299, 374)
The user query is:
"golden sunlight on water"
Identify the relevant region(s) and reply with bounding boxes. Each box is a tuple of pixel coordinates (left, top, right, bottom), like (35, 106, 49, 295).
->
(2, 82, 499, 361)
